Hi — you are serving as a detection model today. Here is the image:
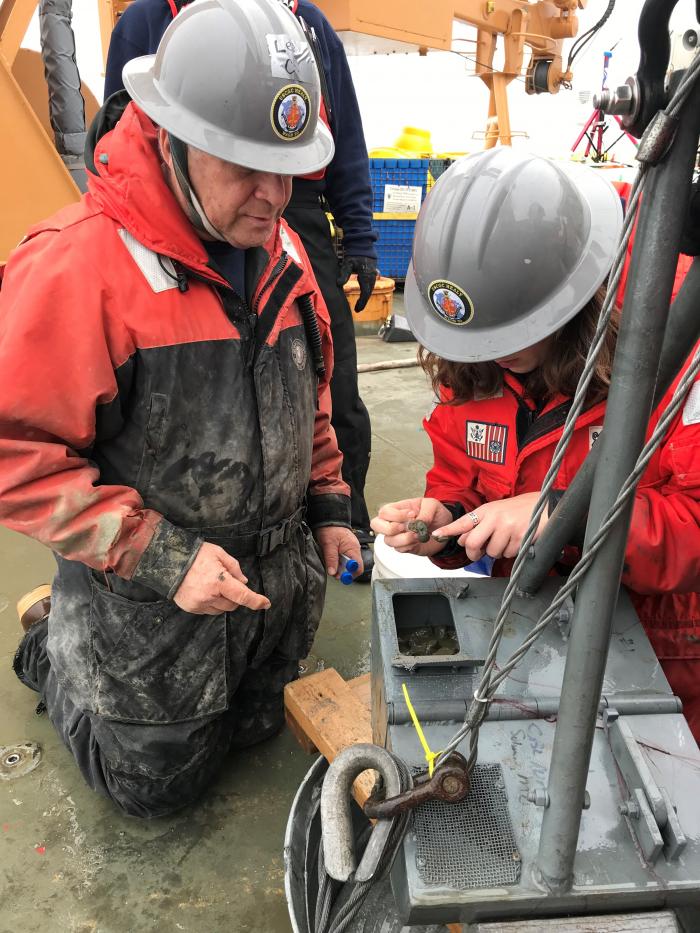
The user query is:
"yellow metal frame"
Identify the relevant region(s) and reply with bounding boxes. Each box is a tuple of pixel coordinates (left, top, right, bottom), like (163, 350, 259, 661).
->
(315, 1, 583, 146)
(98, 0, 132, 67)
(0, 0, 81, 262)
(0, 0, 36, 64)
(373, 212, 418, 220)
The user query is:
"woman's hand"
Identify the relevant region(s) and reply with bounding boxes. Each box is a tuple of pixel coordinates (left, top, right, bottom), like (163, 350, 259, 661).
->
(371, 497, 454, 556)
(432, 492, 549, 562)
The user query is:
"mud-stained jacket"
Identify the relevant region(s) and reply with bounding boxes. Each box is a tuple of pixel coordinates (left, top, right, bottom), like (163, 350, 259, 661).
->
(425, 365, 700, 666)
(0, 102, 350, 723)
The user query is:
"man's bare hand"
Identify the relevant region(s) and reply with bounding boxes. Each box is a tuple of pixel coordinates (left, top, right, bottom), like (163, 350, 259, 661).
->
(314, 526, 363, 579)
(371, 497, 453, 556)
(173, 542, 271, 615)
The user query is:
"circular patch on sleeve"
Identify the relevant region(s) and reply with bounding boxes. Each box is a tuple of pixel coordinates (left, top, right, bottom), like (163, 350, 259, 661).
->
(271, 85, 310, 140)
(427, 280, 474, 325)
(291, 337, 307, 370)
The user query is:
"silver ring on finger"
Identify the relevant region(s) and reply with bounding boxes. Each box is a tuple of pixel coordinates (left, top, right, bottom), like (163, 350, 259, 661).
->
(467, 511, 480, 528)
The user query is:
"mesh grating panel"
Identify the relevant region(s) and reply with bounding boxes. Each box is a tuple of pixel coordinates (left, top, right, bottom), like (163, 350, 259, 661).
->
(412, 763, 521, 889)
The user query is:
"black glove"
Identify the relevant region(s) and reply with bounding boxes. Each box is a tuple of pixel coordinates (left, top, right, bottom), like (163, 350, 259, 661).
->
(337, 256, 378, 312)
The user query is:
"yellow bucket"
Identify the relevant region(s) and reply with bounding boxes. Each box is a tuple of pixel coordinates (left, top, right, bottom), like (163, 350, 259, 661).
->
(344, 275, 396, 333)
(394, 126, 433, 156)
(369, 147, 413, 159)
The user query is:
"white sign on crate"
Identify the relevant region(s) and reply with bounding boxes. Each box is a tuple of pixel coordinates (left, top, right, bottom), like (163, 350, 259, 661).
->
(382, 184, 423, 213)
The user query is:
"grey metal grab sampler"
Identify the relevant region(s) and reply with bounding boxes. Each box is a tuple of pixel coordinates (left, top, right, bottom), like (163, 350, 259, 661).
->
(371, 577, 700, 924)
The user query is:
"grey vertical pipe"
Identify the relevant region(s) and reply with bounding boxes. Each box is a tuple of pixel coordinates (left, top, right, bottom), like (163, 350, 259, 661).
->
(39, 0, 87, 191)
(535, 81, 700, 893)
(519, 253, 700, 596)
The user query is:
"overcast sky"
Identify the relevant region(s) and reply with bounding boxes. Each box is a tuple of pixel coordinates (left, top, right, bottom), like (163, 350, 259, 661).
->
(24, 0, 699, 164)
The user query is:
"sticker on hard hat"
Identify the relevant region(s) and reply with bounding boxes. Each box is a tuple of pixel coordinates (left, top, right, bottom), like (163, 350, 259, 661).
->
(428, 280, 474, 325)
(271, 85, 310, 140)
(267, 35, 313, 82)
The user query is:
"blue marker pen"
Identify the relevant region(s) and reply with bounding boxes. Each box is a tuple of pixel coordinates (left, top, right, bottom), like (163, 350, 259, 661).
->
(339, 553, 359, 585)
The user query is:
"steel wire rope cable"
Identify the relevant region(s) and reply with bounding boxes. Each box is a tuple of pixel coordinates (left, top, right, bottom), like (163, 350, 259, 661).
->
(449, 46, 529, 85)
(436, 50, 700, 774)
(313, 756, 413, 933)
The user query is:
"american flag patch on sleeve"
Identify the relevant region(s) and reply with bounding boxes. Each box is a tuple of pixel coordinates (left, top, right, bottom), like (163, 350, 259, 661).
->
(465, 421, 509, 464)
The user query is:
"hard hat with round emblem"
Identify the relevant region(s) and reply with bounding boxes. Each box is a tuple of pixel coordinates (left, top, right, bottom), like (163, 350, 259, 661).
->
(404, 148, 623, 363)
(122, 0, 334, 176)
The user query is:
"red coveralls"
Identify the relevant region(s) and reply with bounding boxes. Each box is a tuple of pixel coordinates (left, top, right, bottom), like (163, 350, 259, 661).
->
(424, 364, 700, 741)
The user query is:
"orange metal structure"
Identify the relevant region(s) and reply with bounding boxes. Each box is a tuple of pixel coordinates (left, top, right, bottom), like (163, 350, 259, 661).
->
(318, 0, 584, 147)
(98, 0, 584, 148)
(0, 0, 80, 261)
(97, 0, 130, 67)
(0, 0, 102, 262)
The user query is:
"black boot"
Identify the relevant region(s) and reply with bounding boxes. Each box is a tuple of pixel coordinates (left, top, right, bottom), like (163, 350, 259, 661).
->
(13, 585, 52, 693)
(353, 529, 375, 583)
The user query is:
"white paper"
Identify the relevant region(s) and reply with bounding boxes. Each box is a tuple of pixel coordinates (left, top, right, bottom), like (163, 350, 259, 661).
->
(382, 184, 423, 213)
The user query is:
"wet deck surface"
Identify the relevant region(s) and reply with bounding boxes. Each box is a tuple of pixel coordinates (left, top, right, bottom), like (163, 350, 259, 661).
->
(1, 318, 432, 932)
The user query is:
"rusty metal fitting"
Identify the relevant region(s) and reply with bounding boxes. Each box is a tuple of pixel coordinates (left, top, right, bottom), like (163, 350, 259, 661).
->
(363, 752, 470, 820)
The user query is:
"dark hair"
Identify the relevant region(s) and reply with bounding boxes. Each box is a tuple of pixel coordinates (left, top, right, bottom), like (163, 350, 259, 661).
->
(419, 286, 617, 406)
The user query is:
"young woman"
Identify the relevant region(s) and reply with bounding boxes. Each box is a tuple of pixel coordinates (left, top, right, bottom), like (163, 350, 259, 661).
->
(372, 149, 700, 741)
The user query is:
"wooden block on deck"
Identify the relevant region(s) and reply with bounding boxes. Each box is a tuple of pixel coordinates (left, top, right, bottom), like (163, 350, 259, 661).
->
(348, 672, 371, 709)
(284, 706, 319, 755)
(474, 910, 679, 932)
(284, 668, 374, 804)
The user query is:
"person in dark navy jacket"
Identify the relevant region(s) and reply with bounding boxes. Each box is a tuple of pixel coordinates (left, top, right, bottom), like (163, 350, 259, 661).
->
(105, 0, 379, 576)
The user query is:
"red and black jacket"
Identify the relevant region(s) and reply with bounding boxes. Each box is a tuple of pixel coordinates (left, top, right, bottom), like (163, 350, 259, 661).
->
(0, 101, 350, 599)
(425, 366, 700, 662)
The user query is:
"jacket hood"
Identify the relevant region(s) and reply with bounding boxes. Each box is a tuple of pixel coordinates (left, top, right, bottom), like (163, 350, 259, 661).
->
(85, 90, 132, 175)
(85, 98, 282, 276)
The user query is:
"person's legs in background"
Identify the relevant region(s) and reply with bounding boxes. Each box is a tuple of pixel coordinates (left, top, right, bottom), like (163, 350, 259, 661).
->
(284, 197, 374, 579)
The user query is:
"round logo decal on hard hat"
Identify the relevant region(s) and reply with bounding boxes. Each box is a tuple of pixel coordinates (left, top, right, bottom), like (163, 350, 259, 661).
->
(428, 280, 474, 326)
(271, 84, 310, 140)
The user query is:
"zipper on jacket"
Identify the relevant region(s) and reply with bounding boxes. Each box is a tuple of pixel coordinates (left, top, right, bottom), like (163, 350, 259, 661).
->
(173, 261, 189, 293)
(184, 263, 253, 340)
(254, 252, 288, 315)
(178, 254, 292, 369)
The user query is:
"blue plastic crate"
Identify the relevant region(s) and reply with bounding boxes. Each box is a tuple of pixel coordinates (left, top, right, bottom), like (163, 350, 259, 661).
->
(374, 218, 416, 280)
(369, 158, 431, 214)
(368, 159, 430, 279)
